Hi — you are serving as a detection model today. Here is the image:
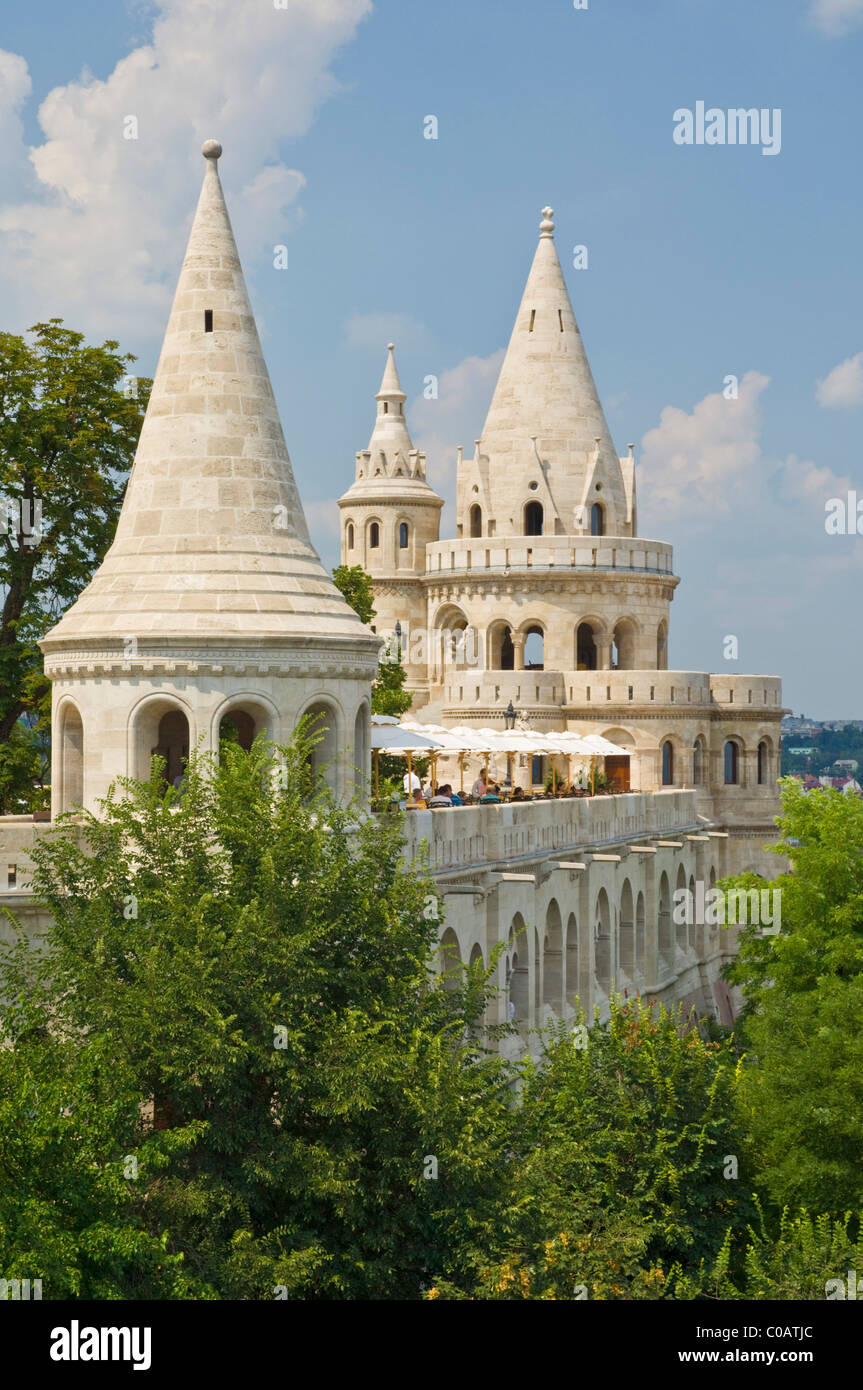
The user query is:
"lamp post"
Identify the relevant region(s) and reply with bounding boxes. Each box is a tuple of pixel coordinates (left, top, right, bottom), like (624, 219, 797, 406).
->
(504, 701, 516, 787)
(394, 619, 402, 663)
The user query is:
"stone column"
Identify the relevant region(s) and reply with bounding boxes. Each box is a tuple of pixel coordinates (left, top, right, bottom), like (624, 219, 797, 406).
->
(512, 633, 526, 670)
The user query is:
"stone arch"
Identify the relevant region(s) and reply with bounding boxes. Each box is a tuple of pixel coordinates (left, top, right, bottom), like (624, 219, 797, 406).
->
(509, 912, 529, 1022)
(353, 701, 370, 799)
(212, 693, 279, 753)
(487, 619, 515, 671)
(658, 870, 673, 974)
(521, 621, 544, 670)
(619, 879, 635, 978)
(594, 887, 612, 996)
(543, 898, 563, 1010)
(57, 697, 84, 813)
(297, 695, 343, 796)
(575, 617, 605, 671)
(635, 891, 646, 979)
(129, 693, 194, 787)
(439, 927, 461, 990)
(565, 911, 583, 1012)
(612, 617, 637, 670)
(432, 603, 471, 676)
(656, 619, 668, 670)
(675, 862, 688, 948)
(345, 519, 355, 552)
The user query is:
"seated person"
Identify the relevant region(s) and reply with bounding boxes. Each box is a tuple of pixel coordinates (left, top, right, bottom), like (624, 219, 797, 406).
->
(511, 786, 525, 801)
(406, 787, 427, 809)
(479, 782, 502, 804)
(444, 784, 463, 806)
(428, 784, 453, 807)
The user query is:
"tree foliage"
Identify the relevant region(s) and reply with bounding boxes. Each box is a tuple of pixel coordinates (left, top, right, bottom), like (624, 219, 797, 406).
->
(0, 320, 149, 811)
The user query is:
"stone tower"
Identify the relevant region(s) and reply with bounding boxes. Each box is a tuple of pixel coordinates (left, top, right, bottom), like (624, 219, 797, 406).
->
(456, 207, 636, 545)
(338, 344, 443, 697)
(40, 140, 380, 816)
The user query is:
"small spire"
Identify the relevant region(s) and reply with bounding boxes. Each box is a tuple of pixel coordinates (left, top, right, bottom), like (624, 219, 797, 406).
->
(540, 205, 555, 237)
(376, 342, 405, 401)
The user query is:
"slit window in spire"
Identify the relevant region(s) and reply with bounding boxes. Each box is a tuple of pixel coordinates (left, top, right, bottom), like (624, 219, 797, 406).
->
(204, 310, 214, 333)
(529, 309, 536, 333)
(558, 309, 564, 332)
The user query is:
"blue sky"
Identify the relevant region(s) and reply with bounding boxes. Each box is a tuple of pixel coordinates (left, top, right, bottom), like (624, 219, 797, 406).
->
(1, 0, 862, 715)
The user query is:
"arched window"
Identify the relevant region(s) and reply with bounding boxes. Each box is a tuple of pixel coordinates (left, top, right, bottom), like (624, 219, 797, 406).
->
(155, 709, 190, 788)
(398, 521, 409, 549)
(346, 523, 354, 550)
(369, 521, 380, 549)
(59, 701, 84, 813)
(757, 740, 768, 785)
(303, 701, 340, 796)
(661, 740, 674, 785)
(524, 500, 543, 536)
(590, 502, 604, 536)
(469, 504, 482, 538)
(724, 740, 739, 785)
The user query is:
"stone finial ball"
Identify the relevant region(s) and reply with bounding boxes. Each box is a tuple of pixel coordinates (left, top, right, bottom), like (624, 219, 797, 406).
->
(202, 139, 222, 160)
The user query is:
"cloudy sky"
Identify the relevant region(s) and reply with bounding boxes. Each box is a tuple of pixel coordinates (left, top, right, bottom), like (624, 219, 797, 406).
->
(1, 0, 861, 716)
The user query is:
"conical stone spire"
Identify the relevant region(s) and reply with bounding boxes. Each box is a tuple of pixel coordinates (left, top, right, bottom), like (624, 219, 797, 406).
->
(367, 343, 414, 459)
(42, 140, 372, 650)
(459, 207, 628, 537)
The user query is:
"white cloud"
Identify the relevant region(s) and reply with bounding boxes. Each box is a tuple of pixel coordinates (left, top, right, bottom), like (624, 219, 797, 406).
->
(638, 372, 849, 537)
(816, 351, 863, 409)
(809, 0, 863, 35)
(343, 312, 428, 352)
(638, 371, 771, 525)
(0, 0, 372, 338)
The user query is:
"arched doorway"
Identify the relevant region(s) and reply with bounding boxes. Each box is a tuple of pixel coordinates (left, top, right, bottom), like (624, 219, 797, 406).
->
(469, 504, 482, 538)
(524, 500, 543, 535)
(353, 704, 370, 798)
(635, 892, 646, 980)
(658, 871, 673, 975)
(590, 502, 604, 536)
(439, 928, 461, 991)
(656, 621, 668, 670)
(612, 618, 636, 670)
(488, 622, 514, 671)
(219, 710, 256, 750)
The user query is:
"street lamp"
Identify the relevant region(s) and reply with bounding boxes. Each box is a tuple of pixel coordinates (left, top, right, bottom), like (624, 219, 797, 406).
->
(394, 620, 402, 662)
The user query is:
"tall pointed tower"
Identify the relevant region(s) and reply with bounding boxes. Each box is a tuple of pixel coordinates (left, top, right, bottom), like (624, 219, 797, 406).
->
(338, 344, 443, 701)
(41, 141, 380, 815)
(457, 208, 634, 541)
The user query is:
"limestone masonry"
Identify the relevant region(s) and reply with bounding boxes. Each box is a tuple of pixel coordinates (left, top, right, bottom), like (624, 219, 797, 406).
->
(0, 147, 786, 1047)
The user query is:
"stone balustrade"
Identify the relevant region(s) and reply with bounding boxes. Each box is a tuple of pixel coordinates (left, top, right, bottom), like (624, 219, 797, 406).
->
(424, 534, 675, 578)
(400, 788, 699, 875)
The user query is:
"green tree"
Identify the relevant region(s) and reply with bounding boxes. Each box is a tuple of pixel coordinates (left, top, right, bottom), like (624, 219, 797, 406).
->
(431, 999, 756, 1299)
(332, 564, 376, 626)
(0, 727, 511, 1299)
(726, 780, 863, 1214)
(332, 562, 413, 717)
(0, 320, 149, 811)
